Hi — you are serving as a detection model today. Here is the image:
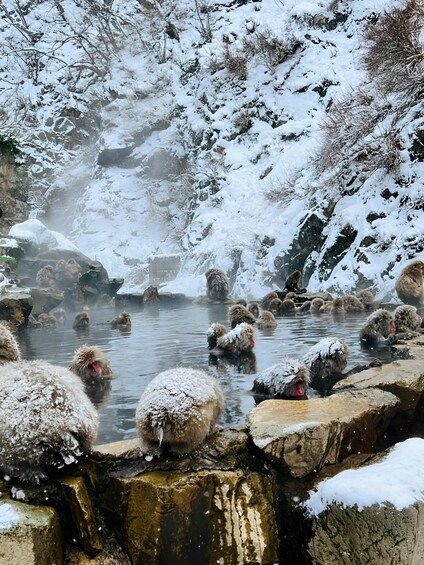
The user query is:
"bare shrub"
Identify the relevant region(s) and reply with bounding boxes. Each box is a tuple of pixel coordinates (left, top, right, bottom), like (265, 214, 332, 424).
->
(364, 0, 424, 99)
(243, 26, 297, 71)
(223, 44, 248, 79)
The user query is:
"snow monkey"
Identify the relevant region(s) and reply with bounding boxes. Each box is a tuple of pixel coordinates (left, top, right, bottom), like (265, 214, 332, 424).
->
(393, 305, 423, 340)
(253, 358, 310, 400)
(310, 297, 325, 314)
(210, 322, 255, 357)
(356, 289, 378, 311)
(73, 311, 90, 329)
(359, 309, 396, 344)
(70, 345, 113, 382)
(261, 291, 279, 310)
(256, 310, 277, 330)
(0, 323, 21, 365)
(303, 337, 350, 394)
(135, 367, 224, 455)
(248, 302, 260, 318)
(205, 268, 230, 301)
(395, 260, 424, 307)
(229, 304, 256, 328)
(0, 360, 98, 482)
(284, 270, 307, 294)
(35, 265, 55, 288)
(206, 322, 228, 349)
(110, 311, 132, 329)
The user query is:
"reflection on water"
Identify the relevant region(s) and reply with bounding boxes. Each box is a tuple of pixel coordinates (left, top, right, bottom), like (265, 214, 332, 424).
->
(18, 303, 395, 444)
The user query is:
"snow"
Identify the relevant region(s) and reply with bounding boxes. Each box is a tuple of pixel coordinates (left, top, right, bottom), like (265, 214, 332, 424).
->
(0, 0, 422, 300)
(9, 220, 80, 253)
(305, 438, 424, 516)
(0, 503, 19, 531)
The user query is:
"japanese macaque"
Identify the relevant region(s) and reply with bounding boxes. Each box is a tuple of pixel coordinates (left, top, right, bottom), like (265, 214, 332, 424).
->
(248, 302, 260, 318)
(143, 285, 160, 305)
(37, 313, 57, 327)
(256, 310, 277, 330)
(229, 304, 256, 328)
(253, 358, 310, 400)
(359, 309, 396, 344)
(236, 298, 247, 306)
(297, 300, 311, 313)
(330, 297, 346, 313)
(205, 268, 230, 301)
(261, 291, 279, 310)
(0, 323, 21, 365)
(356, 289, 378, 311)
(395, 260, 424, 306)
(342, 295, 365, 313)
(135, 367, 224, 455)
(310, 297, 325, 314)
(303, 337, 350, 394)
(54, 259, 81, 290)
(35, 265, 55, 288)
(70, 345, 113, 382)
(73, 311, 90, 329)
(280, 298, 296, 314)
(268, 297, 283, 315)
(210, 322, 255, 357)
(284, 270, 307, 294)
(393, 305, 423, 340)
(110, 311, 132, 329)
(206, 322, 228, 349)
(0, 360, 98, 482)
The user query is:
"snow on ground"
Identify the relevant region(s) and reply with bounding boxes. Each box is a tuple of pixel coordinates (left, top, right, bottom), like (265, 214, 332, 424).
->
(304, 437, 424, 516)
(0, 0, 422, 299)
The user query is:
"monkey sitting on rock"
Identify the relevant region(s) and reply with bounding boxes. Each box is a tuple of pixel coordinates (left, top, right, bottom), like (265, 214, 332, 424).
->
(0, 360, 98, 482)
(284, 270, 307, 294)
(393, 305, 423, 340)
(395, 260, 424, 307)
(135, 367, 224, 455)
(205, 268, 230, 302)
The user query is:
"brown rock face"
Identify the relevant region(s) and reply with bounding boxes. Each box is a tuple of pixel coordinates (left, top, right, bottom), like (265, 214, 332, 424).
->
(248, 389, 400, 478)
(101, 469, 279, 565)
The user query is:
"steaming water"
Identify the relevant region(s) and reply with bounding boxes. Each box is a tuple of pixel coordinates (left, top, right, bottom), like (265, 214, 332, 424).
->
(18, 302, 395, 445)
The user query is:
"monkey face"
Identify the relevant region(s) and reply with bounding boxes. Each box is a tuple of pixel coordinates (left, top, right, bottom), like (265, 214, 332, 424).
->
(285, 379, 307, 398)
(87, 361, 102, 378)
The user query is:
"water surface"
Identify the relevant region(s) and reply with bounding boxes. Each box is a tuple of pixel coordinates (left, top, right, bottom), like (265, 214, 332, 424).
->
(18, 302, 394, 444)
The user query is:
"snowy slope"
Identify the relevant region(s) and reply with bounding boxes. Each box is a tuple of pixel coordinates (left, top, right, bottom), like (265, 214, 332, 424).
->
(0, 0, 422, 299)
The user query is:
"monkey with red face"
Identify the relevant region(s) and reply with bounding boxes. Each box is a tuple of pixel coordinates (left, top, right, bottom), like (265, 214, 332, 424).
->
(70, 345, 112, 382)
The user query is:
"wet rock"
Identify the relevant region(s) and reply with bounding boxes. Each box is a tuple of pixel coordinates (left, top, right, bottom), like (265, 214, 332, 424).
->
(248, 389, 400, 478)
(306, 439, 424, 564)
(334, 359, 424, 419)
(97, 146, 134, 167)
(100, 469, 278, 565)
(0, 500, 62, 565)
(143, 285, 160, 305)
(0, 291, 32, 331)
(29, 288, 63, 316)
(60, 477, 102, 556)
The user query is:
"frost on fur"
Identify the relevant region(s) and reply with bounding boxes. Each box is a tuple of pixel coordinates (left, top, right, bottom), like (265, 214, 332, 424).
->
(253, 358, 310, 399)
(0, 324, 21, 365)
(135, 367, 224, 455)
(0, 360, 99, 482)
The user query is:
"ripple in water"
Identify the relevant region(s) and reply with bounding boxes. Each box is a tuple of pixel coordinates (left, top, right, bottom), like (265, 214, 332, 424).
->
(18, 303, 395, 444)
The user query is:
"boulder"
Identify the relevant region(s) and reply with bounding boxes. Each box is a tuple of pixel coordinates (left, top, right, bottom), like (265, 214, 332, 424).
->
(248, 389, 400, 478)
(0, 291, 32, 331)
(29, 288, 63, 316)
(0, 500, 62, 565)
(305, 438, 424, 564)
(100, 469, 278, 565)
